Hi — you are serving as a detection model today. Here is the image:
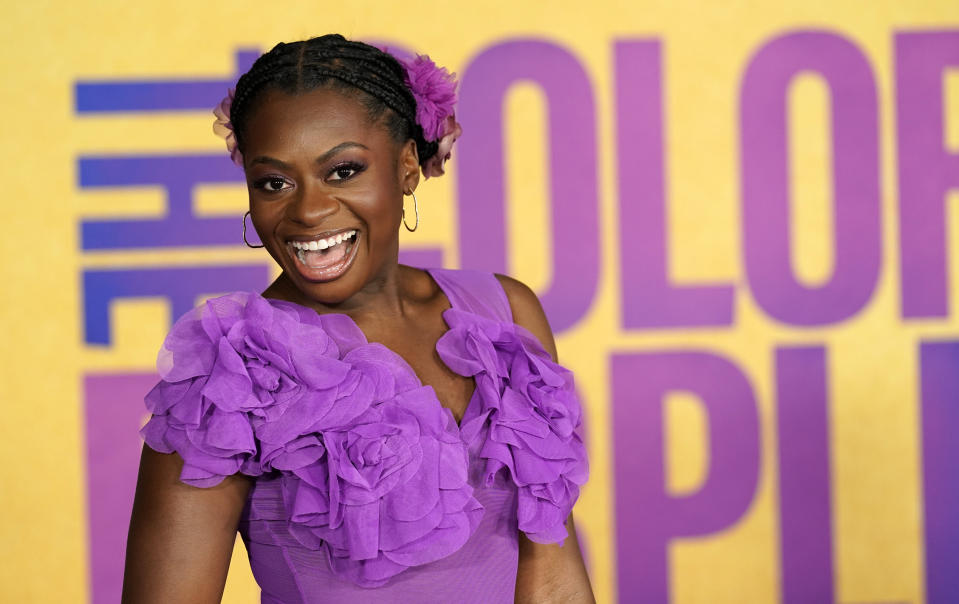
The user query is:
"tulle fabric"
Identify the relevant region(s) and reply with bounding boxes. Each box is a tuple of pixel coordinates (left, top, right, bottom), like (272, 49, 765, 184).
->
(140, 269, 587, 590)
(436, 307, 588, 544)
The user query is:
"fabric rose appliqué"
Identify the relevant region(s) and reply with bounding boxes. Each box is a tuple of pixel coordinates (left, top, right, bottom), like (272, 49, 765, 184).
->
(141, 293, 483, 587)
(435, 307, 589, 544)
(281, 385, 483, 587)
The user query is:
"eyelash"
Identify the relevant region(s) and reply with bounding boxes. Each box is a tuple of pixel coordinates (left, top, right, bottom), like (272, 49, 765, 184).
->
(328, 161, 366, 182)
(252, 176, 292, 193)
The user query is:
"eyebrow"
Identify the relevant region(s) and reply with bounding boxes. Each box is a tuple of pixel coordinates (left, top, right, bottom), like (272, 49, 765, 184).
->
(248, 141, 370, 169)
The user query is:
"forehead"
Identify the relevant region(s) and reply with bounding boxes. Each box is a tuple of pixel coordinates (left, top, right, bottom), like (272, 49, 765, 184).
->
(243, 87, 395, 156)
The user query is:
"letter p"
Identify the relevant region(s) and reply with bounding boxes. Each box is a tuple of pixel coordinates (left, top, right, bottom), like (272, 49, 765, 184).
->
(612, 351, 761, 603)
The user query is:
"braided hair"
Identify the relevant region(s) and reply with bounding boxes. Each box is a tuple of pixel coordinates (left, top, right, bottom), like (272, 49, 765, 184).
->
(230, 34, 440, 166)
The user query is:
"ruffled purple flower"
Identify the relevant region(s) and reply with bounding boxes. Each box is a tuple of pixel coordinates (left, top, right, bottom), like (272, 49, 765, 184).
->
(400, 54, 458, 141)
(142, 293, 360, 485)
(212, 88, 242, 166)
(281, 386, 483, 587)
(388, 51, 464, 179)
(141, 292, 483, 586)
(435, 308, 589, 544)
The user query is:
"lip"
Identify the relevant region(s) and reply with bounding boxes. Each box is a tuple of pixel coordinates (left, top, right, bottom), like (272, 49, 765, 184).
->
(284, 229, 361, 283)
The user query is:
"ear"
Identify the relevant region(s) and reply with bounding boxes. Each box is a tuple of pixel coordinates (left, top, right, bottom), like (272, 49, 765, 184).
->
(399, 139, 420, 193)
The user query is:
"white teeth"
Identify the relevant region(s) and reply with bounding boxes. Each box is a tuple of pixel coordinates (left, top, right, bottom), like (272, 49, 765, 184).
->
(291, 230, 357, 251)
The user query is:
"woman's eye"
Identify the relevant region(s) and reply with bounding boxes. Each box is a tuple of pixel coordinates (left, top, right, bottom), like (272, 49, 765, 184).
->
(254, 177, 291, 192)
(328, 163, 364, 182)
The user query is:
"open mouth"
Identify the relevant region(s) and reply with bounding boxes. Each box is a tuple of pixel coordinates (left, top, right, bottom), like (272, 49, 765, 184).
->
(287, 229, 359, 282)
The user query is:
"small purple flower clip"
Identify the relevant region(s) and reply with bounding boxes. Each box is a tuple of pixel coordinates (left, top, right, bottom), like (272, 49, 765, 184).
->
(392, 53, 463, 179)
(212, 88, 242, 166)
(422, 115, 462, 179)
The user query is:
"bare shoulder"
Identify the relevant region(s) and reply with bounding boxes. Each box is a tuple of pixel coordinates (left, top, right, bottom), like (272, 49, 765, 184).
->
(494, 274, 558, 362)
(401, 264, 445, 303)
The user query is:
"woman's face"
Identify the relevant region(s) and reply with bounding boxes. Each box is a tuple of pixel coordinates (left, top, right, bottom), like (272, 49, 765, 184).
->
(242, 87, 419, 306)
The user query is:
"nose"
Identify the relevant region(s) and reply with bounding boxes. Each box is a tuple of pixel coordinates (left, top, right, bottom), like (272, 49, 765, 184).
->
(286, 182, 338, 226)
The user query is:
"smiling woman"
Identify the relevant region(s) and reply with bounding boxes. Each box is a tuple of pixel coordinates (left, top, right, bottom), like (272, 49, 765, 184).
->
(122, 34, 592, 604)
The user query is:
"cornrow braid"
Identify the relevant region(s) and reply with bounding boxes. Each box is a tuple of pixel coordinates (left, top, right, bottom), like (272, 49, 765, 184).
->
(230, 34, 439, 166)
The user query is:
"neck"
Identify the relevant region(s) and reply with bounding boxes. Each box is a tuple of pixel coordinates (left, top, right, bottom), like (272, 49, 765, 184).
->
(269, 259, 413, 323)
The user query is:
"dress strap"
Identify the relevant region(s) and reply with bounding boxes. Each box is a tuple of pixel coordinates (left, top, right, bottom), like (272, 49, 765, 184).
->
(427, 268, 513, 323)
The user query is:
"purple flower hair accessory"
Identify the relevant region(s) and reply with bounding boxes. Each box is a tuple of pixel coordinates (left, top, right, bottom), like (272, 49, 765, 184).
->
(392, 53, 463, 179)
(400, 54, 458, 140)
(212, 88, 242, 166)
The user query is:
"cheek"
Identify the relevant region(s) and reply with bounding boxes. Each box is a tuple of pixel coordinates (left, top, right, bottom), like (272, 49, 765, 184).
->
(366, 207, 401, 250)
(249, 202, 281, 235)
(358, 200, 401, 262)
(248, 202, 287, 262)
(353, 189, 403, 234)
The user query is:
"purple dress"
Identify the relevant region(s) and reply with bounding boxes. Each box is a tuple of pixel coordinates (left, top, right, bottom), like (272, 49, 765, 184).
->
(141, 269, 588, 603)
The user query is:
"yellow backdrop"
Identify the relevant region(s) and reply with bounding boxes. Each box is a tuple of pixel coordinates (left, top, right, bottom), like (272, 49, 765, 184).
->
(2, 1, 958, 603)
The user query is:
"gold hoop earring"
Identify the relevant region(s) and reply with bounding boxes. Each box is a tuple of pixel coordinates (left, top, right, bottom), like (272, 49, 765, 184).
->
(243, 211, 265, 248)
(402, 191, 419, 232)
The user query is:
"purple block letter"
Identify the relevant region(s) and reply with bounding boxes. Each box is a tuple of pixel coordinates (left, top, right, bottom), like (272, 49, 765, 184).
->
(919, 340, 959, 602)
(896, 32, 959, 319)
(616, 40, 734, 329)
(85, 372, 159, 604)
(776, 346, 835, 603)
(457, 40, 599, 333)
(741, 31, 881, 325)
(612, 351, 760, 602)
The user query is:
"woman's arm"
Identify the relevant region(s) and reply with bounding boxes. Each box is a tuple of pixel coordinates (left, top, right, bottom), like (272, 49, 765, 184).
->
(495, 275, 596, 604)
(122, 445, 251, 604)
(516, 515, 594, 603)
